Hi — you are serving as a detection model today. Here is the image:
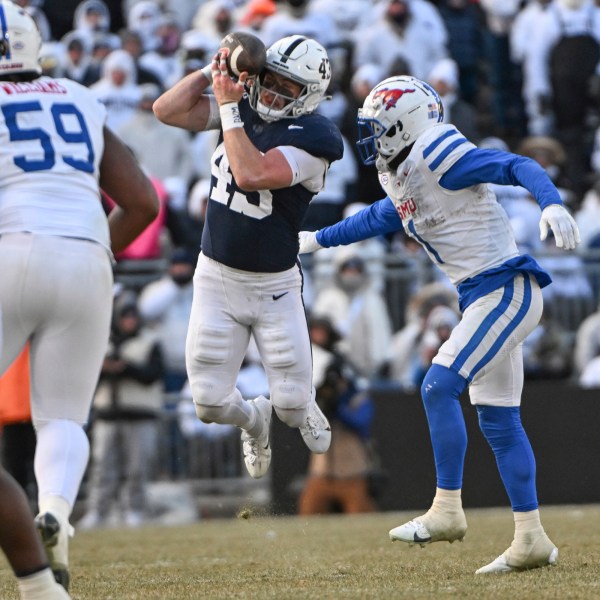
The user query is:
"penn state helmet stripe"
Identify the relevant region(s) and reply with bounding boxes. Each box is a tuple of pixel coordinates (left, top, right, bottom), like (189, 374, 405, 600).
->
(408, 220, 444, 264)
(0, 4, 11, 60)
(279, 36, 307, 63)
(428, 137, 468, 172)
(422, 128, 458, 159)
(451, 280, 515, 373)
(466, 276, 532, 382)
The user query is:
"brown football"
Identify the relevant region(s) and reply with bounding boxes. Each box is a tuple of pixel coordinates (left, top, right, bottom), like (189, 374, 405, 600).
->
(219, 32, 267, 78)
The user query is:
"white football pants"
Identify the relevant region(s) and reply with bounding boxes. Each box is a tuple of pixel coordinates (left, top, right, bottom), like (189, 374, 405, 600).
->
(0, 233, 113, 423)
(186, 253, 313, 428)
(433, 274, 543, 407)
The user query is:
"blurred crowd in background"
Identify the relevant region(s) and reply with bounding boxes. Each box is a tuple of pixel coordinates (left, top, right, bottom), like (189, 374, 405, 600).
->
(3, 0, 600, 522)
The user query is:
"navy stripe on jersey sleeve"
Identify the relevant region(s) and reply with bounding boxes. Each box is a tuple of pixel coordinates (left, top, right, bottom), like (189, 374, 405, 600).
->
(316, 197, 401, 248)
(439, 147, 562, 209)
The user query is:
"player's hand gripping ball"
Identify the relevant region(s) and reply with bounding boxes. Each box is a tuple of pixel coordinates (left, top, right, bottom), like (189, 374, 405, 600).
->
(218, 32, 267, 78)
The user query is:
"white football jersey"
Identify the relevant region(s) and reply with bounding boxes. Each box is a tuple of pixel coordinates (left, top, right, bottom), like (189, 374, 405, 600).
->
(380, 124, 519, 286)
(0, 76, 110, 249)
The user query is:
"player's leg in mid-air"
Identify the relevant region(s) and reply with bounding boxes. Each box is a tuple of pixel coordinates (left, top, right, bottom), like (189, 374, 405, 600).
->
(251, 262, 331, 456)
(390, 275, 557, 573)
(186, 255, 330, 479)
(186, 254, 273, 479)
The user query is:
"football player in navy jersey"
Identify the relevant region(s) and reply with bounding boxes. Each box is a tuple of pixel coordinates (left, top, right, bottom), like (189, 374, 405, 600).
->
(154, 35, 343, 479)
(299, 75, 581, 574)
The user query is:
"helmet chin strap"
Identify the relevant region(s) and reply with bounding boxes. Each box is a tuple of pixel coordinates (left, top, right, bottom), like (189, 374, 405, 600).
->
(378, 142, 415, 172)
(375, 155, 388, 172)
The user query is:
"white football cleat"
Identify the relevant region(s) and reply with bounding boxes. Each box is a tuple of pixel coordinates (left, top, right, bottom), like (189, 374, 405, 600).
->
(35, 512, 73, 591)
(299, 398, 331, 453)
(241, 396, 272, 479)
(476, 532, 558, 574)
(389, 508, 467, 547)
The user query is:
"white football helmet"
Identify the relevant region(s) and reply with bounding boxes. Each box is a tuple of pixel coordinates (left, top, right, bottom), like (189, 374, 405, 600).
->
(0, 1, 42, 75)
(357, 75, 444, 171)
(249, 35, 331, 122)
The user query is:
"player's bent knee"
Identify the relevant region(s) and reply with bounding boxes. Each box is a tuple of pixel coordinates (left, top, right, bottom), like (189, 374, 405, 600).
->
(189, 376, 228, 405)
(272, 383, 310, 427)
(421, 364, 468, 406)
(193, 402, 225, 424)
(273, 405, 306, 428)
(190, 382, 242, 424)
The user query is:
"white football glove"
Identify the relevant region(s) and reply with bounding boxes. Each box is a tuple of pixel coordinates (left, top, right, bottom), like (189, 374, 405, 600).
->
(539, 204, 581, 250)
(298, 230, 323, 254)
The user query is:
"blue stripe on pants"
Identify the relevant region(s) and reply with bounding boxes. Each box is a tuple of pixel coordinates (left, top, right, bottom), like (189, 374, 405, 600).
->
(451, 280, 515, 375)
(450, 277, 532, 383)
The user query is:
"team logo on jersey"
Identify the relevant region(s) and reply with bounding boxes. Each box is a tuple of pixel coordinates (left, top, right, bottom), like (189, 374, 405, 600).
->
(395, 197, 416, 220)
(373, 87, 415, 111)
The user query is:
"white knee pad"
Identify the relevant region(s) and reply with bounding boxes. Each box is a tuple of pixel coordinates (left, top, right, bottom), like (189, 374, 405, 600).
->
(192, 387, 252, 429)
(273, 406, 306, 428)
(272, 380, 311, 428)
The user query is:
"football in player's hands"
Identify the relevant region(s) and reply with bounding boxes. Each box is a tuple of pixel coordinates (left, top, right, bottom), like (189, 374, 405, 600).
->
(218, 32, 267, 78)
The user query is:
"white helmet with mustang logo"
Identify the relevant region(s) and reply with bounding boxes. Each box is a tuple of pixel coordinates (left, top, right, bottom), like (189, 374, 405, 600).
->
(357, 75, 444, 172)
(249, 35, 331, 122)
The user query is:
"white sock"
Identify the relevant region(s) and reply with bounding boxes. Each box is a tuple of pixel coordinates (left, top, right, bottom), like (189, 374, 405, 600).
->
(430, 487, 463, 514)
(17, 567, 60, 599)
(514, 509, 543, 537)
(38, 495, 71, 525)
(34, 420, 89, 508)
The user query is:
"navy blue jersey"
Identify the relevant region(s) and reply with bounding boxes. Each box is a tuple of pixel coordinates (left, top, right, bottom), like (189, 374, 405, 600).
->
(201, 97, 343, 272)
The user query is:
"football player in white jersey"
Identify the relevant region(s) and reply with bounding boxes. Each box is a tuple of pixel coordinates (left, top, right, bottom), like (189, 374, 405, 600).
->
(299, 75, 581, 574)
(154, 35, 344, 479)
(0, 2, 158, 594)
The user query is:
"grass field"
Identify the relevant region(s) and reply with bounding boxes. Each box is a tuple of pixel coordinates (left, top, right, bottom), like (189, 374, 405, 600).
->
(1, 504, 599, 599)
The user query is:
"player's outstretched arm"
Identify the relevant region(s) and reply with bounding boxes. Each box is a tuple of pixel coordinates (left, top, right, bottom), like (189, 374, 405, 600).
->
(441, 148, 581, 250)
(100, 128, 159, 253)
(299, 196, 402, 253)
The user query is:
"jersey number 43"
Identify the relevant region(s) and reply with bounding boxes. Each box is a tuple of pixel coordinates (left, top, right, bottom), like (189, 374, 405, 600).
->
(210, 142, 273, 220)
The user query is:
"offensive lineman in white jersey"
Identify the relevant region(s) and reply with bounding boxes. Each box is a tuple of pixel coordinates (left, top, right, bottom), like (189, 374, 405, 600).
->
(0, 2, 158, 595)
(299, 75, 581, 574)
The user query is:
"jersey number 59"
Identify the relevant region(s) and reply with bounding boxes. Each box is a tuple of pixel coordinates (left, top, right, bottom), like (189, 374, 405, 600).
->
(2, 100, 95, 173)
